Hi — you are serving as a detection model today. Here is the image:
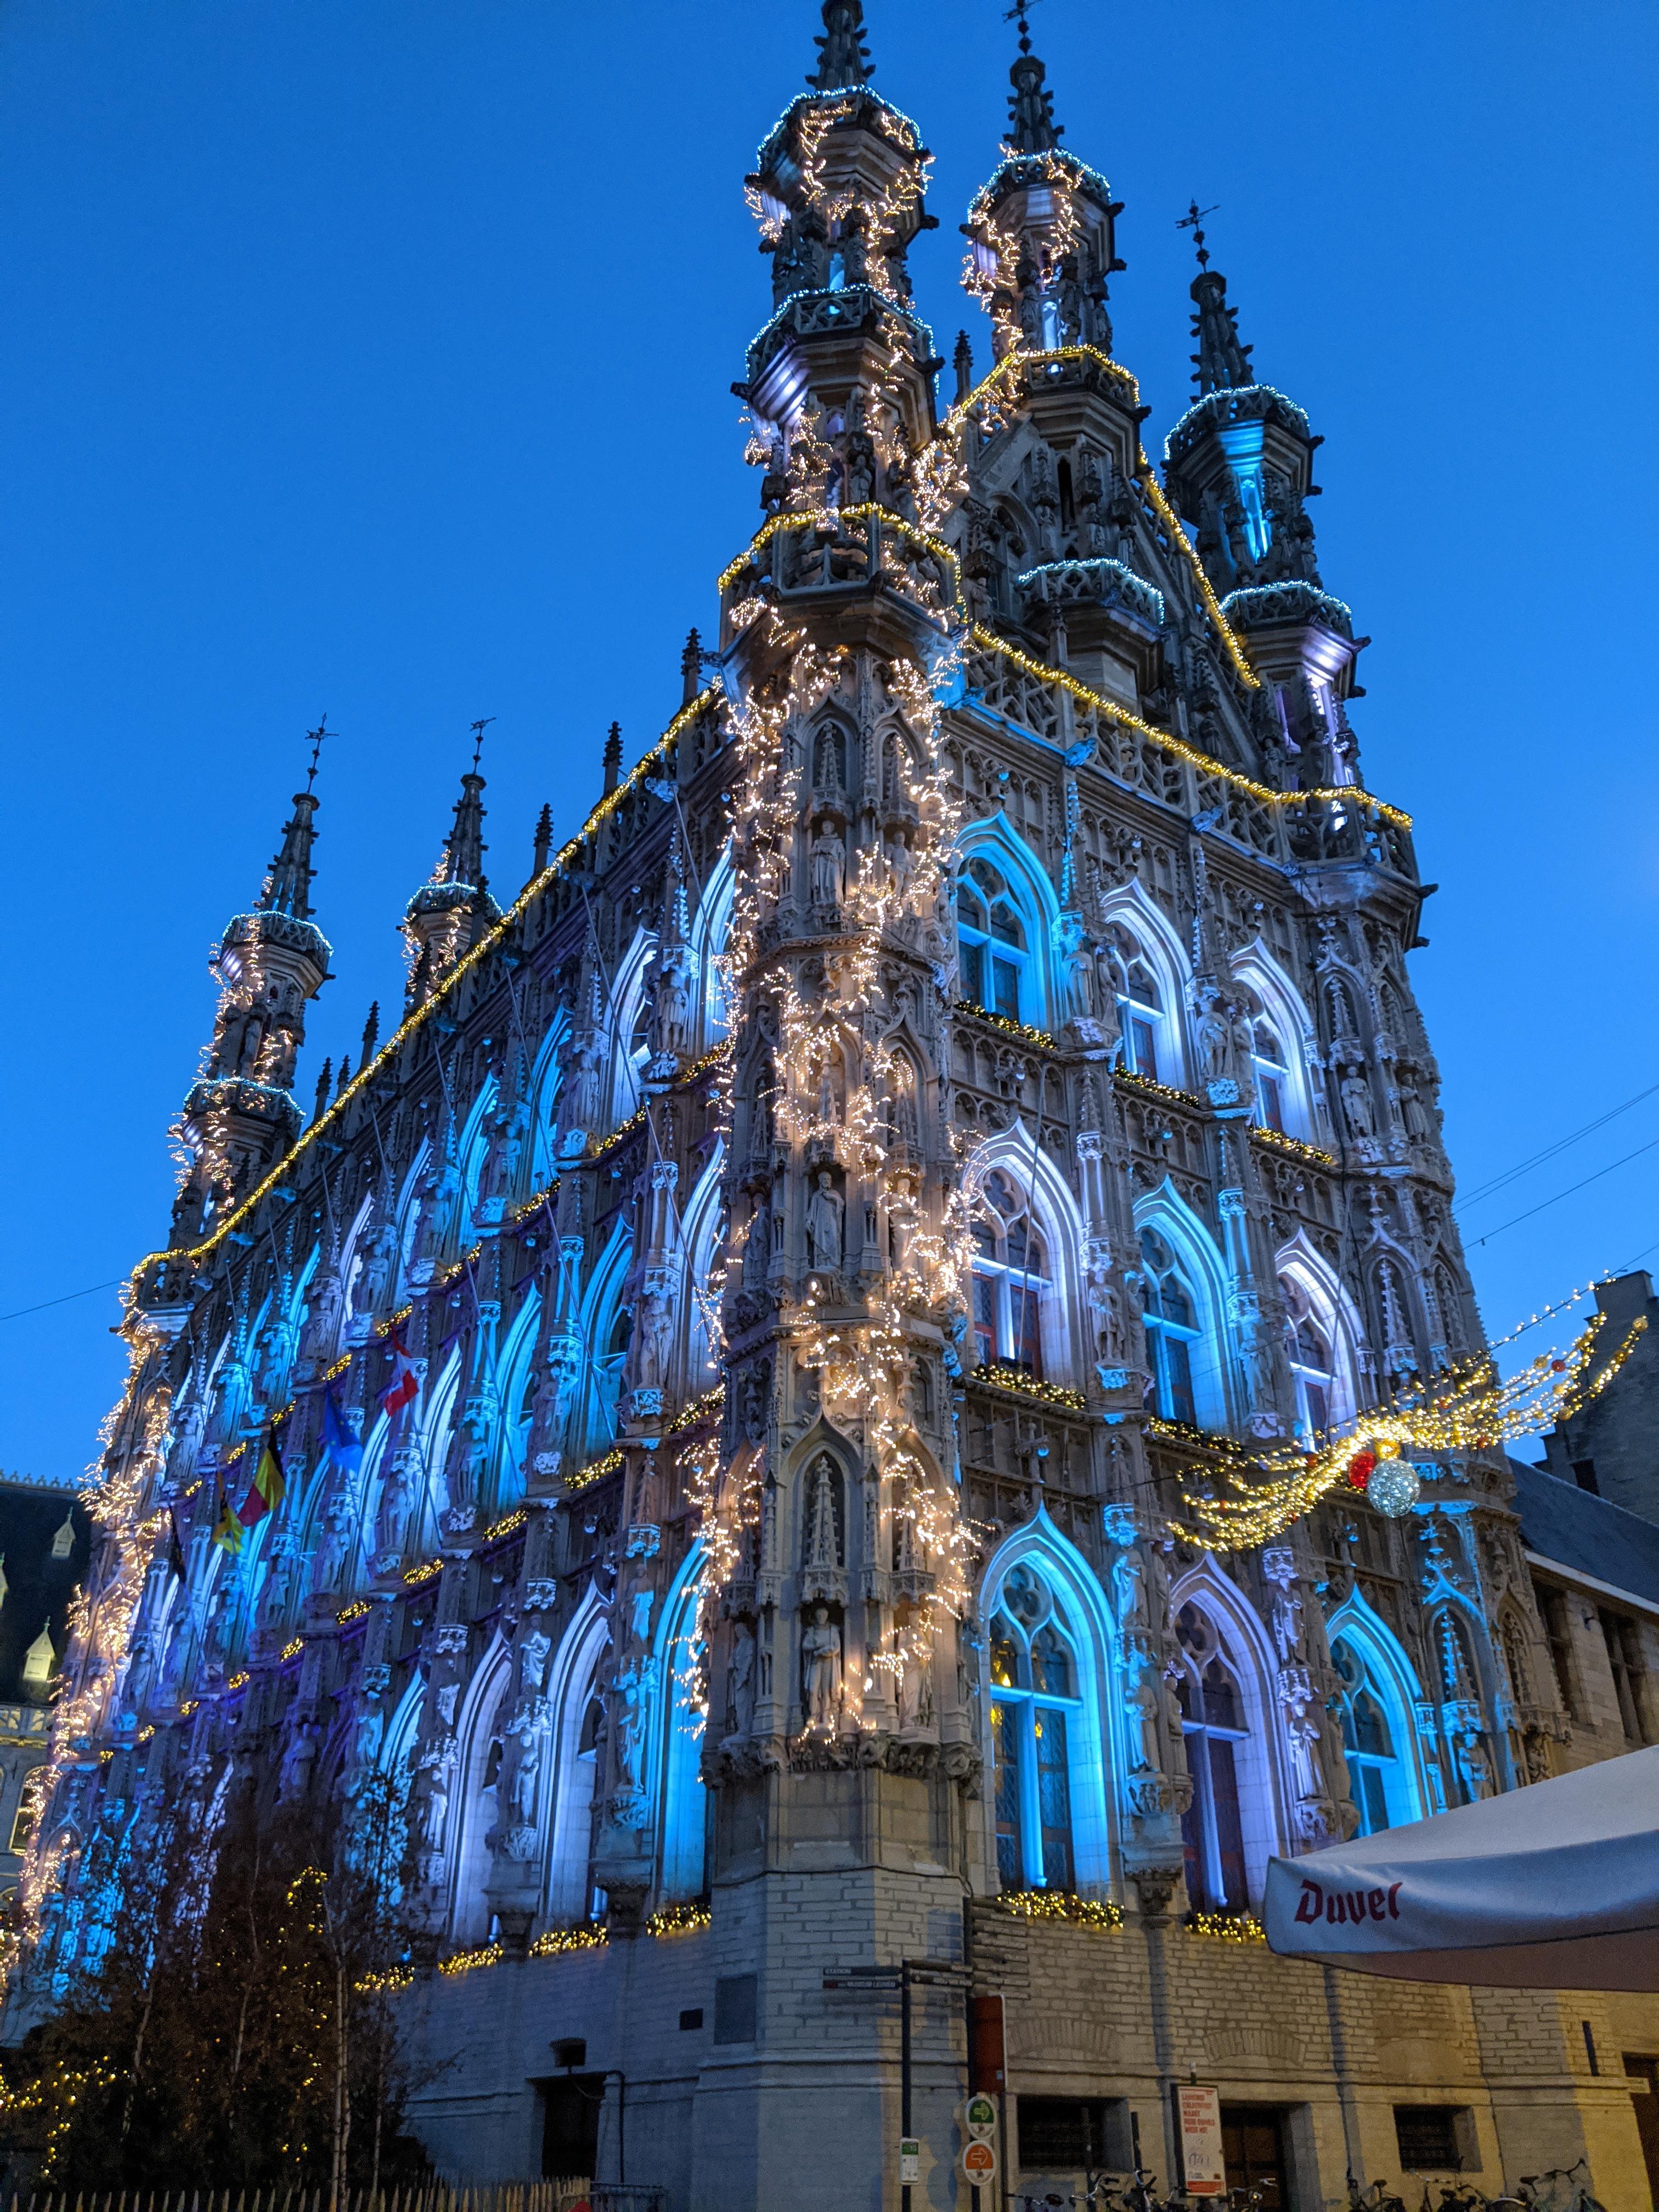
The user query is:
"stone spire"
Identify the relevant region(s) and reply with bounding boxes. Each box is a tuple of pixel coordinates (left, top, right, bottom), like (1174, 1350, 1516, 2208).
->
(256, 789, 320, 922)
(809, 0, 873, 92)
(602, 721, 624, 796)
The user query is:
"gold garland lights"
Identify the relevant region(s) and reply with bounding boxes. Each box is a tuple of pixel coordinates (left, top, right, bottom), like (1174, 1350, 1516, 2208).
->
(1172, 1310, 1647, 1553)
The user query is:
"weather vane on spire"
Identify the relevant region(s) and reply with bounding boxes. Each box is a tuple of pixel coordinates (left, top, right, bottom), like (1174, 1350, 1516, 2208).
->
(469, 716, 496, 772)
(1178, 199, 1220, 271)
(1003, 0, 1046, 57)
(304, 714, 332, 793)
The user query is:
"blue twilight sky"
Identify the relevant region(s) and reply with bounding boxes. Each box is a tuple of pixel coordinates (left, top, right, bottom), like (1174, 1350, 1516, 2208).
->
(2, 1, 1656, 1482)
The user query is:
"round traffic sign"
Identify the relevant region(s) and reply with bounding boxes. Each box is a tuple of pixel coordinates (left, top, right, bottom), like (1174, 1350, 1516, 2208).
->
(961, 2138, 998, 2182)
(963, 2094, 998, 2140)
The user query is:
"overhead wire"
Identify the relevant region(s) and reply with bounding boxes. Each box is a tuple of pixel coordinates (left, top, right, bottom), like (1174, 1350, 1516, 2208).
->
(1455, 1080, 1659, 1212)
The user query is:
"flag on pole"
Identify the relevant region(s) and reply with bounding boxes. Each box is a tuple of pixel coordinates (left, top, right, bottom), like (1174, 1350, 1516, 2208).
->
(238, 1429, 286, 1531)
(321, 1384, 363, 1474)
(378, 1327, 420, 1418)
(211, 1477, 244, 1556)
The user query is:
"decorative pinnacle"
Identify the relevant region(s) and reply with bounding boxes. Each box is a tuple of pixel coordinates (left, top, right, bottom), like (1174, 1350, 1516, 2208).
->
(809, 0, 873, 91)
(1178, 199, 1220, 272)
(1003, 0, 1063, 154)
(1182, 208, 1256, 396)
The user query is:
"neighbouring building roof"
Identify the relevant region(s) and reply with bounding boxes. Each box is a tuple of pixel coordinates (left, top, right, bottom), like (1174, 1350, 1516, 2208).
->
(1509, 1455, 1659, 1612)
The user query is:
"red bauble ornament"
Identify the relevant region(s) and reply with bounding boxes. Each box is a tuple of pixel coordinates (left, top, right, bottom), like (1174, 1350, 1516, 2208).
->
(1550, 1359, 1566, 1374)
(1346, 1450, 1376, 1491)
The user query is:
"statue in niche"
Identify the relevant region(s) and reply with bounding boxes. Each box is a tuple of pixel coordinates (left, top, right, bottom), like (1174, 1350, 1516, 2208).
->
(613, 1655, 658, 1788)
(420, 1775, 450, 1849)
(518, 1628, 551, 1695)
(806, 1171, 844, 1272)
(810, 822, 847, 908)
(802, 1607, 844, 1731)
(655, 955, 694, 1061)
(896, 1644, 935, 1734)
(726, 1621, 757, 1736)
(803, 1454, 844, 1567)
(1088, 1272, 1126, 1365)
(510, 1734, 540, 1823)
(1340, 1067, 1376, 1138)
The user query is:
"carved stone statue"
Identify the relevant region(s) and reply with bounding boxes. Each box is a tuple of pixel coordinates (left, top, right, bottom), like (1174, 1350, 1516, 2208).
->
(810, 824, 847, 909)
(1340, 1068, 1376, 1137)
(726, 1621, 757, 1736)
(805, 1171, 844, 1271)
(802, 1607, 843, 1731)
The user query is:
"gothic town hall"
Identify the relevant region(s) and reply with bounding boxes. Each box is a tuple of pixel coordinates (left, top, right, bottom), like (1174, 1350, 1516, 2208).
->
(17, 7, 1659, 2207)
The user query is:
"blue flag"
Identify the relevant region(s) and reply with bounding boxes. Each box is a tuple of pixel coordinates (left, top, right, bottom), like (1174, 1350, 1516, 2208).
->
(321, 1385, 363, 1474)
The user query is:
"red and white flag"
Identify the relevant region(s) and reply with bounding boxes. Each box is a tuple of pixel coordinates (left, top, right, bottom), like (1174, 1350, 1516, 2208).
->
(377, 1328, 420, 1418)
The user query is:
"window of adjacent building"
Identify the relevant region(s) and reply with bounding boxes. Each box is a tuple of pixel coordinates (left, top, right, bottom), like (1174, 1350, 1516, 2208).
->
(1393, 2106, 1468, 2172)
(1140, 1228, 1200, 1424)
(1572, 1458, 1599, 1496)
(1600, 1609, 1649, 1745)
(1017, 2096, 1118, 2172)
(957, 859, 1029, 1023)
(7, 1801, 33, 1857)
(972, 1170, 1048, 1378)
(1331, 1639, 1406, 1835)
(1175, 1603, 1249, 1910)
(1533, 1581, 1579, 1720)
(988, 1565, 1081, 1895)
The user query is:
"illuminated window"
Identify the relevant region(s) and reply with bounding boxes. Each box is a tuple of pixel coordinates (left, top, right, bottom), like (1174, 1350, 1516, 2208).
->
(1175, 1604, 1248, 1909)
(1110, 945, 1166, 1082)
(957, 859, 1029, 1023)
(1332, 1639, 1406, 1835)
(1281, 1277, 1336, 1441)
(1250, 1019, 1290, 1132)
(972, 1171, 1048, 1378)
(989, 1565, 1080, 1893)
(1139, 1229, 1198, 1423)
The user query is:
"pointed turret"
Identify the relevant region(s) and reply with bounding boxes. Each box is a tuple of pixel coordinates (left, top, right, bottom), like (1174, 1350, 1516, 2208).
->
(808, 0, 872, 92)
(172, 754, 334, 1229)
(962, 13, 1122, 362)
(1164, 222, 1364, 786)
(531, 803, 554, 878)
(733, 0, 940, 502)
(602, 722, 623, 797)
(404, 759, 504, 1009)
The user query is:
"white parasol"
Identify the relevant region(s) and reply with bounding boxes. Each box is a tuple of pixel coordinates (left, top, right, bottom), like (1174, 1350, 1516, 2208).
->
(1262, 1743, 1659, 1989)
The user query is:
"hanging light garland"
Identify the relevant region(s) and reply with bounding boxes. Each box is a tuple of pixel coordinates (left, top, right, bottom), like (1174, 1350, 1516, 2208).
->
(1172, 1310, 1647, 1552)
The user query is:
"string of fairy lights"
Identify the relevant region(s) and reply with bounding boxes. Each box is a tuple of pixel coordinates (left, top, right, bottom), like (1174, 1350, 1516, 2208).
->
(1171, 1308, 1647, 1552)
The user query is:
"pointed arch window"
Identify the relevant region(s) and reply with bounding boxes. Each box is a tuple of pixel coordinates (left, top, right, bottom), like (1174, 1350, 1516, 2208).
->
(1281, 1277, 1336, 1441)
(988, 1564, 1081, 1893)
(957, 859, 1029, 1023)
(972, 1170, 1048, 1378)
(1139, 1228, 1198, 1423)
(1249, 1015, 1290, 1132)
(1332, 1638, 1407, 1835)
(1105, 931, 1167, 1081)
(1175, 1603, 1248, 1910)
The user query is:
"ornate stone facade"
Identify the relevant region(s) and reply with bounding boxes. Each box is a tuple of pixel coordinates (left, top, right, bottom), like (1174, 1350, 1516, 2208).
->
(15, 10, 1656, 2206)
